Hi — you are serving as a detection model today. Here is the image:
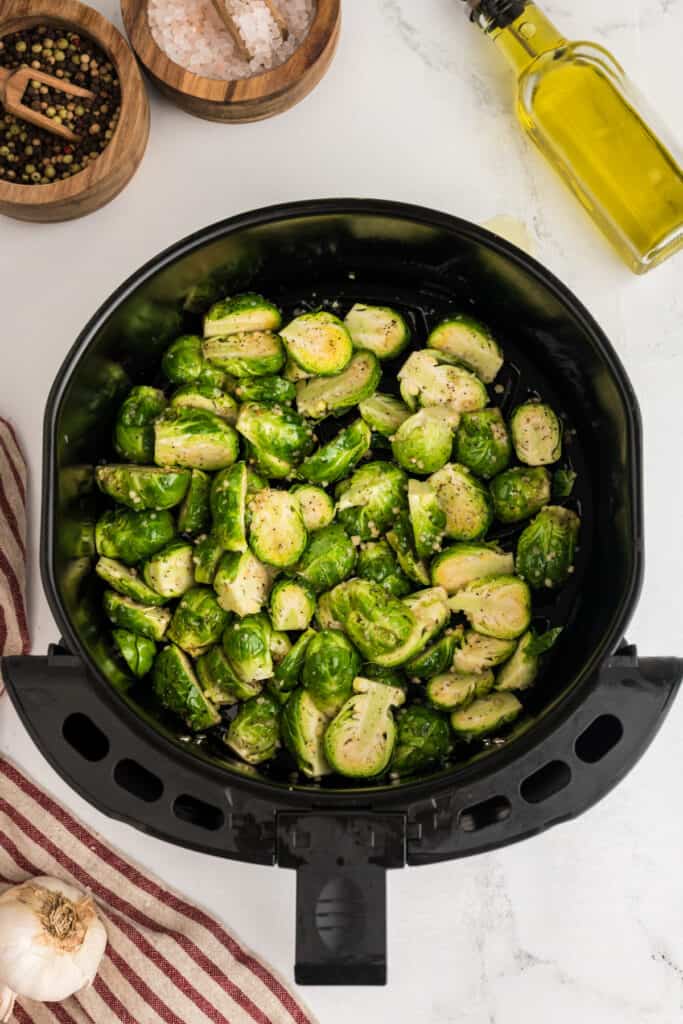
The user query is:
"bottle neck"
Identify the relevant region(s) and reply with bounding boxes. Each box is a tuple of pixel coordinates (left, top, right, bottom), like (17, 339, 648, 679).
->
(478, 3, 567, 75)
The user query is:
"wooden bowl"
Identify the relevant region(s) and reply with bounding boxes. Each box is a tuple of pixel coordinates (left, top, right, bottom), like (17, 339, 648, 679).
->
(121, 0, 340, 123)
(0, 0, 149, 222)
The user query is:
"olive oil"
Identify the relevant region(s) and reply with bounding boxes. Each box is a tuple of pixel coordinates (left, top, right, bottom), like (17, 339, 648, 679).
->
(465, 1, 683, 273)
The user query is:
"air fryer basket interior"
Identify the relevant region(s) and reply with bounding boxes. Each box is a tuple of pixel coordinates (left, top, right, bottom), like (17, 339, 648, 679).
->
(44, 201, 642, 795)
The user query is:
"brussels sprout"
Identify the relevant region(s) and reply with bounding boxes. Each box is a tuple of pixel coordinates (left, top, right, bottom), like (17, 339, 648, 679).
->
(281, 689, 333, 777)
(426, 670, 494, 711)
(427, 316, 503, 383)
(404, 630, 460, 680)
(234, 376, 296, 405)
(359, 393, 412, 436)
(284, 357, 312, 382)
(103, 591, 172, 641)
(510, 403, 562, 466)
(270, 628, 316, 701)
(391, 705, 451, 776)
(553, 467, 577, 499)
(324, 678, 405, 779)
(356, 539, 411, 597)
(196, 645, 262, 704)
(154, 408, 239, 471)
(495, 628, 562, 692)
(344, 304, 411, 360)
(96, 465, 190, 512)
(95, 508, 176, 566)
(429, 463, 493, 541)
(214, 549, 274, 616)
(448, 575, 531, 640)
(114, 386, 167, 464)
(291, 485, 335, 532)
(193, 533, 224, 584)
(225, 693, 281, 764)
(270, 630, 292, 665)
(203, 293, 282, 338)
(431, 543, 515, 594)
(142, 540, 195, 599)
(516, 506, 580, 589)
(294, 523, 357, 593)
(408, 479, 446, 560)
(269, 578, 316, 631)
(112, 629, 156, 679)
(170, 384, 238, 423)
(236, 402, 315, 469)
(301, 629, 361, 718)
(398, 350, 488, 419)
(153, 644, 220, 732)
(315, 590, 344, 631)
(280, 311, 353, 376)
(374, 587, 450, 667)
(296, 351, 381, 420)
(455, 408, 511, 480)
(361, 664, 408, 691)
(489, 466, 552, 524)
(450, 692, 522, 740)
(162, 335, 226, 388)
(386, 513, 430, 586)
(203, 331, 285, 378)
(167, 586, 229, 657)
(247, 489, 307, 569)
(211, 462, 248, 552)
(327, 579, 414, 662)
(452, 629, 517, 674)
(222, 612, 273, 685)
(336, 461, 407, 541)
(178, 469, 211, 535)
(95, 557, 168, 606)
(245, 442, 293, 481)
(392, 408, 453, 476)
(298, 419, 371, 485)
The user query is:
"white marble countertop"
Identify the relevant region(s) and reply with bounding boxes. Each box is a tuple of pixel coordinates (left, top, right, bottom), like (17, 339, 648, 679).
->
(2, 0, 683, 1020)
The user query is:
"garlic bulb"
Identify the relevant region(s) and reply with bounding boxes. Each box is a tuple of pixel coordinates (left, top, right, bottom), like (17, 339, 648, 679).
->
(0, 876, 107, 1018)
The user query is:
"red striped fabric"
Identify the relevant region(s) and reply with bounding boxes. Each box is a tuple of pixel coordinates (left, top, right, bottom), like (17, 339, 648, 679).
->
(0, 418, 30, 662)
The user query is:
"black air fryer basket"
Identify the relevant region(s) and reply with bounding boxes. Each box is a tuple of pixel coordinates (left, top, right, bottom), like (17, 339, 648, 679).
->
(4, 201, 682, 985)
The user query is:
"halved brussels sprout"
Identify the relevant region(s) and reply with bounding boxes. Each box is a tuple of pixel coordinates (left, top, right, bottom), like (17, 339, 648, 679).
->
(203, 293, 282, 338)
(448, 575, 531, 640)
(302, 629, 361, 718)
(408, 479, 446, 560)
(336, 461, 407, 541)
(245, 442, 293, 481)
(450, 692, 522, 740)
(398, 350, 488, 419)
(553, 467, 577, 499)
(510, 403, 562, 466)
(280, 311, 353, 376)
(114, 386, 167, 465)
(270, 628, 315, 701)
(211, 462, 248, 552)
(455, 408, 511, 480)
(404, 630, 460, 680)
(451, 629, 517, 674)
(248, 489, 307, 569)
(95, 508, 176, 566)
(344, 304, 411, 360)
(291, 485, 335, 532)
(516, 506, 580, 589)
(95, 556, 168, 606)
(103, 591, 172, 641)
(154, 408, 239, 471)
(112, 628, 156, 679)
(356, 539, 411, 597)
(431, 543, 515, 594)
(167, 586, 229, 657)
(374, 587, 451, 667)
(392, 408, 453, 475)
(386, 513, 430, 586)
(153, 644, 220, 731)
(270, 630, 292, 665)
(281, 689, 333, 778)
(315, 590, 344, 631)
(296, 351, 381, 419)
(295, 523, 357, 593)
(359, 393, 412, 437)
(429, 463, 493, 541)
(324, 677, 405, 778)
(284, 357, 311, 382)
(495, 628, 562, 692)
(489, 466, 552, 524)
(234, 376, 296, 405)
(223, 612, 273, 682)
(193, 534, 224, 585)
(142, 540, 195, 599)
(427, 316, 503, 383)
(269, 578, 316, 631)
(391, 705, 451, 775)
(196, 645, 262, 704)
(161, 335, 226, 388)
(298, 419, 371, 485)
(327, 579, 414, 662)
(361, 664, 408, 690)
(178, 469, 211, 535)
(203, 331, 285, 378)
(213, 549, 274, 616)
(225, 693, 281, 764)
(170, 384, 238, 423)
(96, 465, 190, 512)
(237, 402, 315, 469)
(426, 670, 494, 711)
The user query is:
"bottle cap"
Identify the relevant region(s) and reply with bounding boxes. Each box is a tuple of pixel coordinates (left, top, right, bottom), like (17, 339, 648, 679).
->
(463, 0, 527, 28)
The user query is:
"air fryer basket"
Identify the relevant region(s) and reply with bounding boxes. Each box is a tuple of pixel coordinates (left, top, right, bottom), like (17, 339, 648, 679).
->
(4, 201, 682, 985)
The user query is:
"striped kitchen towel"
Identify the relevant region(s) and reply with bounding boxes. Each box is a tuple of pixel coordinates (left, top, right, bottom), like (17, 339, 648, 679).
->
(0, 419, 29, 664)
(0, 758, 317, 1024)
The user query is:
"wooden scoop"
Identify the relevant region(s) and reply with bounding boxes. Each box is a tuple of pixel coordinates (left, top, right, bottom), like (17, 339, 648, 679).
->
(0, 65, 95, 142)
(209, 0, 291, 61)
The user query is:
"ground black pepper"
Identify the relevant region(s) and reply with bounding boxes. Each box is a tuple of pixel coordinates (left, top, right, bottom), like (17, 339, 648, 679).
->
(0, 24, 122, 185)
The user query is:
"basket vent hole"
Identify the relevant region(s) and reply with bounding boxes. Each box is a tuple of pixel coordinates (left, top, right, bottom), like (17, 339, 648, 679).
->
(520, 760, 571, 804)
(114, 759, 163, 803)
(575, 714, 623, 764)
(459, 795, 511, 832)
(62, 713, 109, 762)
(173, 794, 224, 831)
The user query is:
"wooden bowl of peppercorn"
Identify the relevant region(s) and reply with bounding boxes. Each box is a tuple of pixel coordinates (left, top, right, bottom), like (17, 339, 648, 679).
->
(0, 0, 149, 222)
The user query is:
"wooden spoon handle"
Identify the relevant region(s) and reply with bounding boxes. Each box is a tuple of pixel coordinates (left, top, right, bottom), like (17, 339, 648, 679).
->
(28, 67, 95, 98)
(263, 0, 289, 39)
(209, 0, 252, 61)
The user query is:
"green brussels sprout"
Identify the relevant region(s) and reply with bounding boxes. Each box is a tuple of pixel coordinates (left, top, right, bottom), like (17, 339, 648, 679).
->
(404, 630, 460, 680)
(324, 678, 405, 778)
(236, 402, 315, 468)
(213, 549, 274, 616)
(197, 645, 262, 704)
(112, 629, 156, 678)
(284, 357, 312, 382)
(359, 392, 412, 436)
(281, 689, 333, 777)
(398, 350, 488, 419)
(245, 442, 293, 481)
(178, 469, 211, 535)
(356, 539, 411, 597)
(448, 575, 531, 640)
(516, 506, 580, 589)
(298, 419, 371, 485)
(95, 556, 167, 606)
(234, 376, 296, 405)
(360, 664, 408, 691)
(248, 488, 308, 568)
(203, 331, 285, 378)
(114, 386, 167, 464)
(142, 540, 195, 599)
(336, 461, 407, 541)
(376, 587, 451, 667)
(296, 351, 381, 419)
(450, 692, 522, 740)
(495, 628, 562, 692)
(426, 670, 494, 711)
(95, 508, 176, 566)
(427, 316, 503, 383)
(455, 408, 512, 480)
(429, 463, 493, 540)
(269, 628, 315, 701)
(344, 304, 411, 360)
(167, 586, 229, 657)
(391, 705, 451, 776)
(553, 467, 577, 499)
(431, 543, 515, 594)
(291, 485, 335, 532)
(315, 590, 344, 631)
(392, 409, 453, 475)
(280, 311, 353, 376)
(246, 467, 266, 493)
(162, 335, 226, 388)
(223, 612, 273, 682)
(225, 693, 281, 764)
(193, 533, 224, 584)
(408, 479, 446, 559)
(153, 644, 220, 731)
(489, 466, 552, 524)
(301, 629, 362, 718)
(510, 402, 562, 466)
(155, 408, 239, 471)
(170, 384, 238, 423)
(452, 629, 517, 674)
(294, 523, 357, 593)
(203, 293, 281, 338)
(386, 513, 430, 586)
(211, 462, 248, 552)
(270, 630, 292, 665)
(103, 591, 172, 641)
(269, 578, 316, 631)
(96, 465, 190, 512)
